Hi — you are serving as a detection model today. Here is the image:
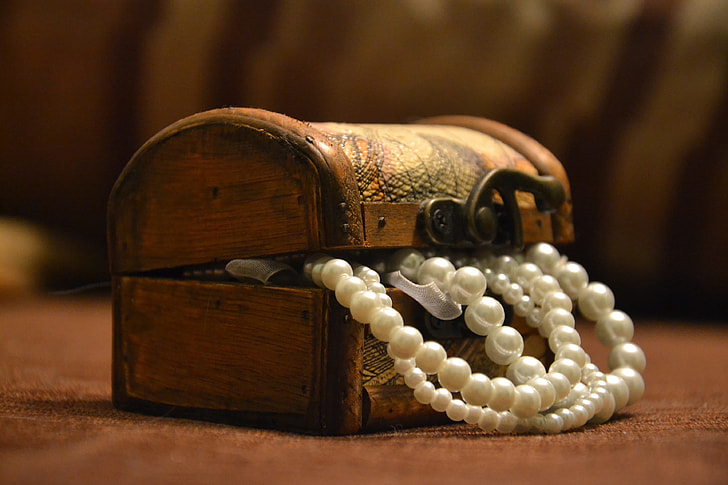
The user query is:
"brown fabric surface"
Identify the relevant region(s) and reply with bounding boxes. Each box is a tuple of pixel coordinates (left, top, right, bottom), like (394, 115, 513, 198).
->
(1, 298, 727, 485)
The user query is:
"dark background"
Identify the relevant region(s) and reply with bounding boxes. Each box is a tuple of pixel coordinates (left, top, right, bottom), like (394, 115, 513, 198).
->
(1, 0, 726, 319)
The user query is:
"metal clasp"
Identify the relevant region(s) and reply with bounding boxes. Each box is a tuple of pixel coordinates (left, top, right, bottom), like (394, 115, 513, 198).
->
(421, 168, 565, 249)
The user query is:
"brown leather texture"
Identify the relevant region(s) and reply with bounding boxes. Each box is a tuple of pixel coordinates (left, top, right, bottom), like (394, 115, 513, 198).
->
(314, 122, 539, 202)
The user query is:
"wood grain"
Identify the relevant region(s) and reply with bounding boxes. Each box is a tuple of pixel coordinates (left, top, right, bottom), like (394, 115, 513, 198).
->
(108, 120, 322, 274)
(361, 201, 554, 248)
(115, 277, 325, 416)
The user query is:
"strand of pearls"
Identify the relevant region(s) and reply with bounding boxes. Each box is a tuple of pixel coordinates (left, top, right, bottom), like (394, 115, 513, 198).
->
(304, 243, 645, 434)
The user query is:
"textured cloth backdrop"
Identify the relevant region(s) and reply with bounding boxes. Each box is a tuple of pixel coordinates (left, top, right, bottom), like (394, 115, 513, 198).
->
(1, 0, 727, 314)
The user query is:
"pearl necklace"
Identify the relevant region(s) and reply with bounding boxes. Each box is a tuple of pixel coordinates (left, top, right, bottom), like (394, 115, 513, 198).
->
(304, 243, 645, 434)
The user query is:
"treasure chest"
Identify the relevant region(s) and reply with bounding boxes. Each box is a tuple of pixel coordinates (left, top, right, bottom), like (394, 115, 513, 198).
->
(108, 108, 573, 434)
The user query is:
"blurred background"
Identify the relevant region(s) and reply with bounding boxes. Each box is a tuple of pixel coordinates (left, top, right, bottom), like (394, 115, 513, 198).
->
(0, 0, 726, 319)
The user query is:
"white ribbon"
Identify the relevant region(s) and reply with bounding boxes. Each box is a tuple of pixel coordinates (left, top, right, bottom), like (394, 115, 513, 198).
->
(384, 271, 462, 320)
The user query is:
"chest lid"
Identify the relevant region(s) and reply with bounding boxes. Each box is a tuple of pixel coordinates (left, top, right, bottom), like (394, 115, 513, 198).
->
(108, 108, 572, 275)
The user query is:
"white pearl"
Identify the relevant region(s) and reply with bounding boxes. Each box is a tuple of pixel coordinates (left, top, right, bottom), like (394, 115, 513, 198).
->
(404, 367, 427, 389)
(555, 407, 575, 430)
(609, 342, 646, 373)
(464, 404, 484, 425)
(417, 257, 455, 292)
(578, 282, 615, 321)
(544, 372, 572, 402)
(445, 399, 469, 422)
(570, 404, 590, 428)
(387, 248, 425, 281)
(530, 275, 560, 306)
(595, 310, 634, 347)
(414, 341, 447, 374)
(321, 259, 353, 290)
(506, 356, 546, 385)
(503, 283, 524, 305)
(335, 276, 367, 308)
(548, 325, 581, 352)
(368, 282, 386, 294)
(387, 326, 424, 360)
(556, 261, 589, 299)
(572, 382, 590, 399)
(555, 343, 588, 367)
(610, 367, 645, 406)
(577, 397, 596, 421)
(605, 373, 631, 412)
(590, 389, 616, 424)
(464, 296, 505, 336)
(549, 358, 582, 385)
(304, 254, 332, 287)
(584, 370, 607, 387)
(540, 413, 564, 434)
(485, 326, 524, 365)
(489, 273, 510, 295)
(527, 376, 556, 410)
(369, 307, 403, 342)
(430, 387, 453, 412)
(449, 266, 487, 305)
(478, 407, 499, 432)
(542, 291, 573, 313)
(393, 357, 416, 375)
(353, 265, 379, 286)
(437, 357, 472, 392)
(488, 377, 516, 411)
(589, 394, 615, 424)
(525, 307, 544, 329)
(526, 242, 561, 274)
(510, 385, 542, 419)
(377, 292, 392, 307)
(557, 383, 589, 409)
(349, 290, 383, 323)
(496, 411, 518, 433)
(461, 373, 493, 406)
(538, 308, 575, 338)
(584, 391, 605, 415)
(514, 262, 543, 291)
(513, 294, 535, 317)
(413, 381, 436, 404)
(493, 255, 519, 279)
(483, 268, 495, 286)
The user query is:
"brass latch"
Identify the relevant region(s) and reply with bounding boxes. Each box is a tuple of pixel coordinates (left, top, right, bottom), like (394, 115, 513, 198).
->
(421, 168, 566, 249)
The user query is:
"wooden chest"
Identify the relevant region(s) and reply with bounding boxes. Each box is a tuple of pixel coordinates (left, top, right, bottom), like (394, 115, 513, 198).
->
(108, 108, 573, 434)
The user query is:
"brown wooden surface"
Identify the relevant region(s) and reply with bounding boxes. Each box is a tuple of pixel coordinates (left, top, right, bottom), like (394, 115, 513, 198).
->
(115, 278, 326, 425)
(108, 113, 324, 274)
(363, 385, 446, 431)
(362, 202, 556, 248)
(114, 277, 368, 434)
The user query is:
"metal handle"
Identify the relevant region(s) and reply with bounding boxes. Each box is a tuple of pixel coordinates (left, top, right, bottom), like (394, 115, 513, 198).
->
(421, 168, 566, 249)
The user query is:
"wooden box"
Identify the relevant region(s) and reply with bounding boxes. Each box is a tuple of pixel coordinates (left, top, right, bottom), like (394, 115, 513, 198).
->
(108, 108, 573, 434)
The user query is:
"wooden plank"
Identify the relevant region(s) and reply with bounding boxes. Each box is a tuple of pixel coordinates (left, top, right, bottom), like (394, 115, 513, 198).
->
(114, 277, 325, 418)
(108, 121, 322, 274)
(363, 385, 446, 431)
(362, 201, 554, 248)
(361, 202, 425, 248)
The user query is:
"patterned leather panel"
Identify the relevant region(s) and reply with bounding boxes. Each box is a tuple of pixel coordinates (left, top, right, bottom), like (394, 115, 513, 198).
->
(314, 123, 536, 203)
